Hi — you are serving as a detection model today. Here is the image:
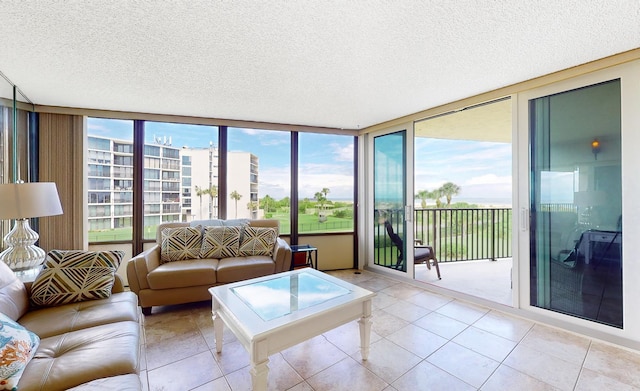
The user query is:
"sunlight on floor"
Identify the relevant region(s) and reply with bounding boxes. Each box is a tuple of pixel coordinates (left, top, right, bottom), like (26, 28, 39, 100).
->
(415, 258, 512, 306)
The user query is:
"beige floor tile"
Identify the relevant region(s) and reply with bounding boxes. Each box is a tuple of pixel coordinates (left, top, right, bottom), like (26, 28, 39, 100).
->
(326, 270, 375, 284)
(191, 377, 232, 391)
(224, 353, 303, 391)
(435, 300, 489, 325)
(306, 356, 388, 391)
(392, 360, 476, 391)
(356, 277, 399, 292)
(575, 367, 638, 391)
(404, 290, 453, 311)
(480, 364, 560, 391)
(380, 284, 424, 300)
(386, 323, 447, 359)
(147, 350, 222, 391)
(583, 341, 640, 388)
(213, 340, 250, 375)
(286, 381, 315, 391)
(413, 311, 469, 339)
(472, 310, 534, 342)
(371, 309, 410, 337)
(357, 338, 422, 383)
(453, 326, 517, 362)
(504, 344, 581, 391)
(382, 300, 431, 322)
(520, 324, 590, 365)
(282, 335, 348, 379)
(145, 328, 210, 370)
(427, 342, 500, 388)
(372, 291, 400, 310)
(323, 320, 383, 356)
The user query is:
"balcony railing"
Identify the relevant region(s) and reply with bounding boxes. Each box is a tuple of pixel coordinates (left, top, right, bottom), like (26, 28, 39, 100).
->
(375, 207, 512, 265)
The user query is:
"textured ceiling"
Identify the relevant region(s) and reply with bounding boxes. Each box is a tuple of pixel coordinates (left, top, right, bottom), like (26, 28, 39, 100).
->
(0, 1, 638, 130)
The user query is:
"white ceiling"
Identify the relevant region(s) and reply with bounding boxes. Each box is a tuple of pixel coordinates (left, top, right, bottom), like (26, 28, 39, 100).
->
(0, 1, 638, 130)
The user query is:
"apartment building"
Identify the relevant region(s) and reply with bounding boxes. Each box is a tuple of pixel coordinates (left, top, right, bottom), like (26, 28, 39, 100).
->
(88, 136, 257, 236)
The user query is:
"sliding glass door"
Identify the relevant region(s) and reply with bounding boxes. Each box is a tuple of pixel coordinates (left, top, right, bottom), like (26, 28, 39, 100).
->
(373, 130, 410, 273)
(529, 79, 622, 327)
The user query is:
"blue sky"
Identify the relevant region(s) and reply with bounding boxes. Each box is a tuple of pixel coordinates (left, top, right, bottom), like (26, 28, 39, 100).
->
(88, 118, 513, 204)
(414, 138, 512, 205)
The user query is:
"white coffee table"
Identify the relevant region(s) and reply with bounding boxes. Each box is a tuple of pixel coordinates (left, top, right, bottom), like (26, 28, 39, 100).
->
(209, 268, 375, 391)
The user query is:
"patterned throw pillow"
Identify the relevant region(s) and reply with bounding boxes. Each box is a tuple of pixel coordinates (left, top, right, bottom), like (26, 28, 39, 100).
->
(238, 227, 277, 257)
(200, 226, 242, 259)
(30, 250, 124, 307)
(0, 313, 40, 390)
(160, 226, 202, 263)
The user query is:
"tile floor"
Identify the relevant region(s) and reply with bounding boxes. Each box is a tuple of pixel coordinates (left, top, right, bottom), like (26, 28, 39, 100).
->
(140, 269, 640, 391)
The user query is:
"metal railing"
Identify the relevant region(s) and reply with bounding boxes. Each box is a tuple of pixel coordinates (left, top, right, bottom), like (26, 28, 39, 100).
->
(375, 207, 513, 265)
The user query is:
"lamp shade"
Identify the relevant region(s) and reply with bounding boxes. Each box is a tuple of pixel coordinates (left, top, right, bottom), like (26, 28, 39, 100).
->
(0, 182, 63, 219)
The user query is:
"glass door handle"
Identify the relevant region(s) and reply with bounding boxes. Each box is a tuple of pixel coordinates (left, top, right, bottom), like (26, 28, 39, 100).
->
(520, 207, 529, 231)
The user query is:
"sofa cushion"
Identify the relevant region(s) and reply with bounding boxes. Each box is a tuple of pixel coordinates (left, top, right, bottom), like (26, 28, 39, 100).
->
(0, 261, 29, 321)
(18, 321, 139, 391)
(200, 226, 241, 259)
(30, 250, 123, 307)
(238, 227, 277, 256)
(160, 226, 202, 263)
(216, 257, 275, 283)
(0, 313, 39, 390)
(18, 292, 139, 339)
(67, 373, 142, 390)
(147, 259, 218, 290)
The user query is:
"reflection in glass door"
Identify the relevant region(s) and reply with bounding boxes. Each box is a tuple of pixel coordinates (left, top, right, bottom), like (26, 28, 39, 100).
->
(373, 131, 408, 272)
(530, 79, 622, 327)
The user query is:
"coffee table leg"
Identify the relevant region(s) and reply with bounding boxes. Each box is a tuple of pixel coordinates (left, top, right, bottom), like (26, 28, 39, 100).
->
(212, 300, 224, 353)
(358, 299, 373, 361)
(251, 340, 269, 391)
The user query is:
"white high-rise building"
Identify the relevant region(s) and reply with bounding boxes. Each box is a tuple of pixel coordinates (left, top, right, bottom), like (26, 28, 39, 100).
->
(87, 136, 258, 238)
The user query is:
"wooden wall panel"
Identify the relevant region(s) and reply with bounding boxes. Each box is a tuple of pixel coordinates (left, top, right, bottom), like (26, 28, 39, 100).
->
(38, 113, 85, 251)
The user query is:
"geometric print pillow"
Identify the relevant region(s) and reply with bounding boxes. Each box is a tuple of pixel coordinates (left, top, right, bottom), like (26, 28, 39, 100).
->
(0, 313, 40, 390)
(30, 250, 124, 307)
(238, 227, 277, 257)
(200, 226, 241, 259)
(160, 226, 202, 263)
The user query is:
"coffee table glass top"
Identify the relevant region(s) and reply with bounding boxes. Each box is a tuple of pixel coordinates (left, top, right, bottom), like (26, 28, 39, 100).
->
(231, 271, 351, 321)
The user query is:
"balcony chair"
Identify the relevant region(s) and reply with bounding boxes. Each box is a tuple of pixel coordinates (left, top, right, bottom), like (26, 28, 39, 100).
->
(384, 220, 441, 279)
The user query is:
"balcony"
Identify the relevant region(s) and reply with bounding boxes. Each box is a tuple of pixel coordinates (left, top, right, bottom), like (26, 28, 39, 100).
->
(376, 207, 513, 305)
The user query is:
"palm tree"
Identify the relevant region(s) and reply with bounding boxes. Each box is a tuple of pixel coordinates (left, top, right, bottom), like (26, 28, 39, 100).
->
(415, 189, 429, 208)
(431, 188, 444, 208)
(195, 185, 206, 218)
(230, 190, 242, 218)
(321, 187, 330, 200)
(205, 185, 218, 219)
(440, 182, 461, 206)
(261, 195, 275, 214)
(247, 201, 257, 218)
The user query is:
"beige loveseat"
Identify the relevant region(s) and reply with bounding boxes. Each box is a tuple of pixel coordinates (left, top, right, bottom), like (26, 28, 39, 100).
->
(0, 261, 141, 390)
(127, 219, 292, 315)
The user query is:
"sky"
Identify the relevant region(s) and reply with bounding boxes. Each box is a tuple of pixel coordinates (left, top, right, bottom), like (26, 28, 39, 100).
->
(88, 118, 513, 205)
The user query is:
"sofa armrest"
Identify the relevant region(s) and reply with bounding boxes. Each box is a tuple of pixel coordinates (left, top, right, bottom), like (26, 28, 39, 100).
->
(272, 237, 292, 273)
(126, 245, 161, 294)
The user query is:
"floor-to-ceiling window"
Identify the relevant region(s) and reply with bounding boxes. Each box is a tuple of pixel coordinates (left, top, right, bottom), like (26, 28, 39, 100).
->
(227, 127, 291, 231)
(298, 133, 355, 234)
(529, 79, 622, 327)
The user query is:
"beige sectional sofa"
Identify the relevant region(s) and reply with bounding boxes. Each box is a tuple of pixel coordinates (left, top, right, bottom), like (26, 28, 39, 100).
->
(127, 219, 292, 315)
(0, 261, 141, 391)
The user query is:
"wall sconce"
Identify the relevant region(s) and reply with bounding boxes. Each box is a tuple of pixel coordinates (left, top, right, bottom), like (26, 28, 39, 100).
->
(591, 139, 601, 160)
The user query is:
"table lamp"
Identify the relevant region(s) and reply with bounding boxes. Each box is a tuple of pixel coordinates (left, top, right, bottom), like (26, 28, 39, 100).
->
(0, 182, 63, 272)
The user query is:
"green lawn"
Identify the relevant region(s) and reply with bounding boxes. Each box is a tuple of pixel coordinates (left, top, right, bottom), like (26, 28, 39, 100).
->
(89, 213, 354, 242)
